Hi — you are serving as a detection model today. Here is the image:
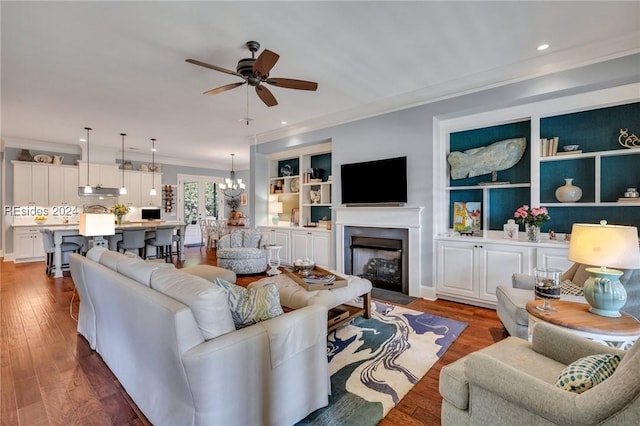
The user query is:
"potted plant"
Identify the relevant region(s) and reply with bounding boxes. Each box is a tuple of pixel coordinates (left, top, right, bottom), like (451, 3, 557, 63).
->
(110, 203, 130, 226)
(226, 197, 242, 218)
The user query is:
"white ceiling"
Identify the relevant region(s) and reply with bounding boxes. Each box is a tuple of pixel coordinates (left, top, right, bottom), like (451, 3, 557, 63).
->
(2, 1, 639, 170)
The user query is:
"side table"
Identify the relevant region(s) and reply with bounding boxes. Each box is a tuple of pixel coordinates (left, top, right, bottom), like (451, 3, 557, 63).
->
(526, 299, 640, 350)
(265, 245, 282, 276)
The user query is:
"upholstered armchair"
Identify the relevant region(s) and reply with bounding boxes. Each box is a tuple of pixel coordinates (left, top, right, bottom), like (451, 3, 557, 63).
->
(440, 322, 640, 425)
(216, 229, 267, 274)
(496, 264, 640, 339)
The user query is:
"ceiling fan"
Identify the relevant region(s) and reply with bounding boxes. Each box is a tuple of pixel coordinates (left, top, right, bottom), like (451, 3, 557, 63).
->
(186, 41, 318, 107)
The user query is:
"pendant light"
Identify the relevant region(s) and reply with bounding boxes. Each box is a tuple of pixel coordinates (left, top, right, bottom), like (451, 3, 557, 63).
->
(83, 127, 93, 194)
(119, 133, 128, 195)
(149, 138, 157, 196)
(220, 153, 245, 198)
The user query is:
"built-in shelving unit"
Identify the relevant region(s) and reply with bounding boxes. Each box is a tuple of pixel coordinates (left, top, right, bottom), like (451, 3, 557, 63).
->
(433, 83, 640, 308)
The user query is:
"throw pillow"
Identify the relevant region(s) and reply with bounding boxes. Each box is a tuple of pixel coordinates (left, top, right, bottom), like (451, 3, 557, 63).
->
(561, 279, 584, 296)
(555, 353, 621, 393)
(214, 278, 284, 328)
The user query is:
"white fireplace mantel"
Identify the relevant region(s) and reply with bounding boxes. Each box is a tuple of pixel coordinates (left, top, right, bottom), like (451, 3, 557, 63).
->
(334, 207, 423, 297)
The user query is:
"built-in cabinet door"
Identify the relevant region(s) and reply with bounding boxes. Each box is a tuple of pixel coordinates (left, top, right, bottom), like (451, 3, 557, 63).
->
(13, 163, 48, 205)
(292, 230, 331, 267)
(49, 166, 80, 205)
(476, 243, 532, 302)
(31, 165, 49, 205)
(261, 227, 291, 265)
(536, 246, 572, 273)
(14, 229, 45, 260)
(436, 241, 476, 299)
(121, 171, 141, 206)
(13, 163, 32, 205)
(97, 164, 119, 188)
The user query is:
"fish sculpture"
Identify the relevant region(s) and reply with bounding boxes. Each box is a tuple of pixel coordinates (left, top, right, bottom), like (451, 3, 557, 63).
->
(447, 137, 527, 179)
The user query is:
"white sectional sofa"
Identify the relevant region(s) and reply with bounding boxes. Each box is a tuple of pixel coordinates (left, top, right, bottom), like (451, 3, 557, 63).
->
(70, 248, 329, 426)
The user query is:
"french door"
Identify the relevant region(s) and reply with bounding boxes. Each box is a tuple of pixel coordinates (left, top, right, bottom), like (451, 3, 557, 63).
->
(177, 174, 225, 223)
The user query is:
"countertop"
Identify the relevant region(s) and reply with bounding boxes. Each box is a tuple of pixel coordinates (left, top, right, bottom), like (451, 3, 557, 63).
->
(12, 220, 186, 230)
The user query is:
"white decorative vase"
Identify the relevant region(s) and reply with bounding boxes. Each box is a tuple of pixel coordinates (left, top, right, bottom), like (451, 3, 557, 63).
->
(555, 178, 582, 203)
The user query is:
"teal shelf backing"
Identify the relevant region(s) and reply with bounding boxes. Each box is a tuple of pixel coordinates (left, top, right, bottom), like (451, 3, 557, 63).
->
(488, 187, 530, 230)
(601, 154, 640, 201)
(310, 153, 332, 181)
(540, 158, 595, 203)
(277, 158, 299, 177)
(545, 206, 640, 234)
(540, 102, 640, 152)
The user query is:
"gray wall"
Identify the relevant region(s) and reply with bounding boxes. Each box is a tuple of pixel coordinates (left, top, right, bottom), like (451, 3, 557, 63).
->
(253, 54, 640, 292)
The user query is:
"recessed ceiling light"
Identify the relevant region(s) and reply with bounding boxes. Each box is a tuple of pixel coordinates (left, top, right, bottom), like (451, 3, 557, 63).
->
(537, 43, 549, 51)
(281, 121, 287, 125)
(79, 138, 87, 142)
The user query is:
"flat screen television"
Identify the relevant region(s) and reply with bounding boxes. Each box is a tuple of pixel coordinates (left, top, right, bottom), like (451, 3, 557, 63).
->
(341, 156, 407, 205)
(141, 208, 161, 220)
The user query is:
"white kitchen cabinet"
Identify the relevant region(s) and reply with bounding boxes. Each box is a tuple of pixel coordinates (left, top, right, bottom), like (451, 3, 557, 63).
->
(436, 240, 533, 306)
(14, 228, 45, 261)
(121, 171, 141, 206)
(78, 162, 119, 188)
(13, 162, 49, 206)
(48, 165, 79, 205)
(260, 227, 292, 265)
(291, 229, 331, 268)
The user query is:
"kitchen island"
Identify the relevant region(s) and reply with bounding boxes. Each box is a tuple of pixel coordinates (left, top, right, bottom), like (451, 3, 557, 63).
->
(14, 221, 187, 278)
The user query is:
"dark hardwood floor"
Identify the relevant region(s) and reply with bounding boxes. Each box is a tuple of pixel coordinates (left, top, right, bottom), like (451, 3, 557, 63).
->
(1, 248, 507, 425)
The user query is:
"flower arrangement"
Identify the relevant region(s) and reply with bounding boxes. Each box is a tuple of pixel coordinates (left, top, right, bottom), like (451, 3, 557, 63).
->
(513, 205, 550, 227)
(110, 204, 130, 217)
(34, 215, 47, 224)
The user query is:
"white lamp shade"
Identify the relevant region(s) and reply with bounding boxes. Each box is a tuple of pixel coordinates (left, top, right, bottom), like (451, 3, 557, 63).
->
(80, 213, 116, 236)
(269, 202, 284, 214)
(568, 222, 640, 269)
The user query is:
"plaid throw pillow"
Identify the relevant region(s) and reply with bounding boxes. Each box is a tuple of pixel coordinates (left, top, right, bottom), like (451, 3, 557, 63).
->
(561, 279, 584, 296)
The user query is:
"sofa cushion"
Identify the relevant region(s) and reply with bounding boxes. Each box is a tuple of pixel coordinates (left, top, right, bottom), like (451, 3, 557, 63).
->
(98, 250, 127, 271)
(151, 269, 235, 339)
(214, 278, 284, 328)
(555, 353, 621, 393)
(86, 246, 108, 262)
(118, 258, 175, 287)
(183, 264, 237, 284)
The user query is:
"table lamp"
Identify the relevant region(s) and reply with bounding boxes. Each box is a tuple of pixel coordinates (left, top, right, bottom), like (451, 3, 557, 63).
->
(80, 213, 116, 249)
(269, 202, 283, 225)
(568, 220, 640, 317)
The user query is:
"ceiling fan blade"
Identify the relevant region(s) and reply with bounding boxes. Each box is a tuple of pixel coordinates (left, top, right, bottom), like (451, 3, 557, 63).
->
(204, 81, 246, 95)
(253, 49, 280, 76)
(186, 58, 243, 78)
(266, 78, 318, 91)
(255, 85, 278, 107)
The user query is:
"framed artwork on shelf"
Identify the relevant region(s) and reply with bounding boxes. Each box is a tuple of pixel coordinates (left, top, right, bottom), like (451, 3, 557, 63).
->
(240, 193, 248, 206)
(291, 208, 300, 226)
(453, 202, 481, 235)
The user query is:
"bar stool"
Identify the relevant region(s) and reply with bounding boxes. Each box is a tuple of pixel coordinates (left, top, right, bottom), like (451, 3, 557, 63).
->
(41, 230, 82, 276)
(145, 225, 175, 263)
(117, 227, 147, 258)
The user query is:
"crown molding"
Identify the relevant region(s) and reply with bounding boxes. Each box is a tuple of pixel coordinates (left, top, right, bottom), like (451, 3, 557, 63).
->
(2, 137, 82, 155)
(253, 34, 640, 145)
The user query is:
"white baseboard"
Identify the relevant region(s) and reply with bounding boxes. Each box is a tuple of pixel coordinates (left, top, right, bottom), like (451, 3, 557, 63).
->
(420, 286, 437, 301)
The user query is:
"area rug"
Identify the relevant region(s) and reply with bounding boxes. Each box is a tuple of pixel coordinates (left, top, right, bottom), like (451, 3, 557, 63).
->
(298, 300, 467, 425)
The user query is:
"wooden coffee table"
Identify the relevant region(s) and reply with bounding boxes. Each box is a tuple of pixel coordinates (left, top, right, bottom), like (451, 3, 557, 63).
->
(526, 299, 640, 349)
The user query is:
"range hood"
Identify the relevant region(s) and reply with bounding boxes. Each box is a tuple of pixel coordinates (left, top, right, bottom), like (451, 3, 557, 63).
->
(78, 186, 121, 197)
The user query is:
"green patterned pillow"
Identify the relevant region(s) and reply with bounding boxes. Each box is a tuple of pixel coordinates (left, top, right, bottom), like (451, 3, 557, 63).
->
(214, 278, 284, 328)
(555, 353, 621, 393)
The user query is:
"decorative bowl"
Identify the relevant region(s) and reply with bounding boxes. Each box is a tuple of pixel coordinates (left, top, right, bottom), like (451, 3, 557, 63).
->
(294, 261, 315, 277)
(562, 145, 580, 152)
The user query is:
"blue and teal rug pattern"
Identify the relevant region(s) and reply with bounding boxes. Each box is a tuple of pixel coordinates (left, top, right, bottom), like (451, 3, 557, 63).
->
(298, 300, 467, 425)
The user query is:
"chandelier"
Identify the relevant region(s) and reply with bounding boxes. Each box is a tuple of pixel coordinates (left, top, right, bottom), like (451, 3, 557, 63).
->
(220, 153, 245, 198)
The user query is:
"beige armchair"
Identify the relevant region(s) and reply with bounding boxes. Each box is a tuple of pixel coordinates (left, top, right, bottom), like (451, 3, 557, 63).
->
(440, 322, 640, 425)
(496, 264, 640, 339)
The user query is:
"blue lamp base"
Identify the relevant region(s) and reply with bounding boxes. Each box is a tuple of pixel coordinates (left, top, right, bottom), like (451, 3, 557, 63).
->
(271, 214, 280, 225)
(583, 267, 626, 318)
